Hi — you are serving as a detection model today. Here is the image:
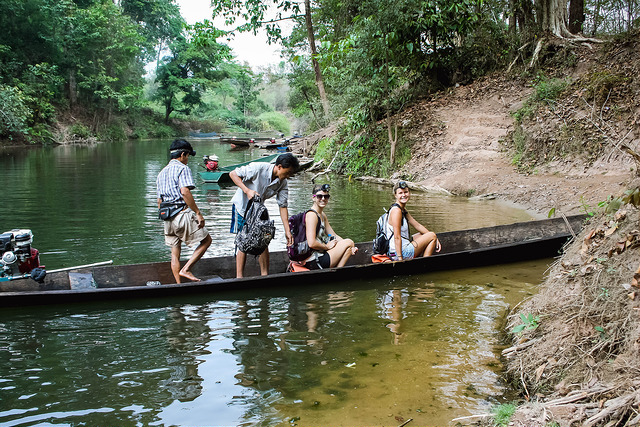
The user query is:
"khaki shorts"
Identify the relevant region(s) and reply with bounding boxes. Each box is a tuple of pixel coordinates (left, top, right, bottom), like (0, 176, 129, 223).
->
(164, 208, 210, 247)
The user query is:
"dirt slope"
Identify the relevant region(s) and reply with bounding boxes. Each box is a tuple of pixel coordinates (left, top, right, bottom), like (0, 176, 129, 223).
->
(397, 73, 636, 216)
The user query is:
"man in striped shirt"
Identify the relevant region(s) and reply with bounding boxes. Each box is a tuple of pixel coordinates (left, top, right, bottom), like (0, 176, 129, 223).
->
(156, 139, 211, 283)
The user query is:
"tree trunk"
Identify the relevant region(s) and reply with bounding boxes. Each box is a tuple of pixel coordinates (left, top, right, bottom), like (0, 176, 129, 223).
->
(68, 69, 78, 111)
(304, 0, 330, 120)
(509, 0, 517, 35)
(164, 100, 173, 124)
(568, 0, 585, 33)
(540, 0, 572, 37)
(591, 0, 602, 35)
(387, 112, 398, 166)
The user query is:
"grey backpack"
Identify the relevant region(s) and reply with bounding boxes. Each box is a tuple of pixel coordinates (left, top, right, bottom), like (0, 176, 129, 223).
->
(235, 196, 276, 256)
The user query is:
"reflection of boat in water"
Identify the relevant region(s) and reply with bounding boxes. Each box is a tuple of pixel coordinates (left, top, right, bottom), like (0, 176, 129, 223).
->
(0, 215, 585, 306)
(189, 131, 219, 138)
(198, 153, 280, 183)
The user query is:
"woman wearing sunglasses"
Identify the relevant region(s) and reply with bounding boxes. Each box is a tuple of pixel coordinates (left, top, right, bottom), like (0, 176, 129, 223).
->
(387, 181, 441, 261)
(304, 184, 358, 269)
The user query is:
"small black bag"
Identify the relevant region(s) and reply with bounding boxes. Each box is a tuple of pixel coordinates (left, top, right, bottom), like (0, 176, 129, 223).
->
(235, 196, 275, 256)
(159, 201, 186, 221)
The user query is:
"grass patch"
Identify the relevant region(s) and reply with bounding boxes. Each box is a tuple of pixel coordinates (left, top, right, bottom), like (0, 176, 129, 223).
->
(492, 402, 517, 426)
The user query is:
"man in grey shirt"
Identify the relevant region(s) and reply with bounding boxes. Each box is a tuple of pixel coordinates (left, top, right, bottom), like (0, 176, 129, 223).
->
(230, 153, 300, 277)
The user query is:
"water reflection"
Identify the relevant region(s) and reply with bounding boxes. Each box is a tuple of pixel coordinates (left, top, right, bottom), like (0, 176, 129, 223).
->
(0, 259, 548, 426)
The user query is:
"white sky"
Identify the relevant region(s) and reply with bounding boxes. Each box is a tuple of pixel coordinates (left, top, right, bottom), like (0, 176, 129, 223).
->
(176, 0, 286, 69)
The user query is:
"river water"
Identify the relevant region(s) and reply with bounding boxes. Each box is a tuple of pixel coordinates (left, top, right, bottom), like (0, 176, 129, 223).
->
(0, 139, 546, 426)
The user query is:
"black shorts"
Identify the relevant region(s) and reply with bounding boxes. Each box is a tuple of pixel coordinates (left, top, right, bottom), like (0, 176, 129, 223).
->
(306, 252, 331, 270)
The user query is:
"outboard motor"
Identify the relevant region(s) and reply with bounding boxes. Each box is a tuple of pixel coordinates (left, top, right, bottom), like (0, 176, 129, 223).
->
(203, 154, 219, 172)
(0, 229, 46, 283)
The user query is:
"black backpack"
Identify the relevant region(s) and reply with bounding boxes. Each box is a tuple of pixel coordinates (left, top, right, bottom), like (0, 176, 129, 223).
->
(235, 197, 276, 256)
(372, 203, 404, 254)
(287, 209, 321, 261)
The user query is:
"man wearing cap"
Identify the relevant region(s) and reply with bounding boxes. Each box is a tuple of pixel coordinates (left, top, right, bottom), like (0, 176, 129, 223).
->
(229, 153, 300, 277)
(156, 139, 211, 283)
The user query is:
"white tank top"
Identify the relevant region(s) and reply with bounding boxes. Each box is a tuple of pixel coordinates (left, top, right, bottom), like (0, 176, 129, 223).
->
(385, 205, 410, 255)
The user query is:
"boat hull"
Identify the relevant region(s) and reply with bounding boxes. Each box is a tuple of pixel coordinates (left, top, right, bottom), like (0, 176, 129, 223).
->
(0, 215, 585, 307)
(198, 154, 280, 183)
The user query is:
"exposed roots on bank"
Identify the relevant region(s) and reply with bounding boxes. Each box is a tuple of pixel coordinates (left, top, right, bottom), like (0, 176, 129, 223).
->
(501, 199, 640, 427)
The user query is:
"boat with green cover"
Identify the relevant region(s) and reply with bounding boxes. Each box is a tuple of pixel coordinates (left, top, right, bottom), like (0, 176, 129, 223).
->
(199, 153, 280, 183)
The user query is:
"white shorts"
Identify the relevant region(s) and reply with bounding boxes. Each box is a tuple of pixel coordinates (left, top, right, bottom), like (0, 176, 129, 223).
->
(164, 209, 210, 247)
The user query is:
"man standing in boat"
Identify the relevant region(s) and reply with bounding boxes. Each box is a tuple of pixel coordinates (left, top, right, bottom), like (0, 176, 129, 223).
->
(157, 139, 212, 283)
(230, 153, 300, 277)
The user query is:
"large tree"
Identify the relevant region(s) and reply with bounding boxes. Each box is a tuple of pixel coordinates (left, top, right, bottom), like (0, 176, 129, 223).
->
(211, 0, 331, 120)
(154, 22, 231, 123)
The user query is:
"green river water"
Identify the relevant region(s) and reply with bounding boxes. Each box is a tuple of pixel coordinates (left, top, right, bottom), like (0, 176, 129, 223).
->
(0, 139, 547, 426)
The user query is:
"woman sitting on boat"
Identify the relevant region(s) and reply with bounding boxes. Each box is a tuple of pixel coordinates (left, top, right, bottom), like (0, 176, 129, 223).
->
(304, 184, 358, 269)
(387, 181, 441, 261)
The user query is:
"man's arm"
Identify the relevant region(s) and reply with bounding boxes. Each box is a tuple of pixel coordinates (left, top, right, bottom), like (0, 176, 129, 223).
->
(180, 187, 205, 228)
(230, 170, 258, 200)
(279, 206, 293, 246)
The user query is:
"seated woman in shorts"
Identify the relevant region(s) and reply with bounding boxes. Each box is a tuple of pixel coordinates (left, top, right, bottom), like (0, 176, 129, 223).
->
(387, 181, 441, 261)
(304, 184, 358, 269)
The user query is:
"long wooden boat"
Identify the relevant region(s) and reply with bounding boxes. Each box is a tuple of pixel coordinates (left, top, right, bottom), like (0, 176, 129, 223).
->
(0, 215, 585, 307)
(199, 153, 280, 183)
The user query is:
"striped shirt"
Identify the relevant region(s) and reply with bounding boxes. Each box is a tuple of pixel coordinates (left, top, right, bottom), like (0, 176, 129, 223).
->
(156, 159, 195, 203)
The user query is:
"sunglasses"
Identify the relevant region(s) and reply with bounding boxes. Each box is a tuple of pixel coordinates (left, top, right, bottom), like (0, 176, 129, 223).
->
(314, 194, 330, 200)
(397, 181, 408, 189)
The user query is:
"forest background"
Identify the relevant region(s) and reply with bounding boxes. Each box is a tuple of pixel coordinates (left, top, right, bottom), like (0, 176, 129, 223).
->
(0, 0, 638, 174)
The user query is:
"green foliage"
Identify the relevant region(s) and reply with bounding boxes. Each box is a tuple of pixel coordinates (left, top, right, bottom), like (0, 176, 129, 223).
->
(317, 125, 413, 178)
(579, 196, 597, 217)
(493, 403, 517, 426)
(98, 123, 127, 142)
(510, 125, 528, 168)
(0, 85, 31, 138)
(154, 22, 232, 123)
(513, 74, 569, 122)
(598, 195, 623, 214)
(256, 112, 290, 134)
(69, 123, 91, 139)
(512, 313, 540, 334)
(621, 187, 640, 207)
(120, 0, 184, 62)
(595, 325, 609, 340)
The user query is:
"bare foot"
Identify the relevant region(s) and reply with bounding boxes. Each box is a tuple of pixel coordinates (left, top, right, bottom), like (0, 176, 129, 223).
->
(179, 270, 201, 282)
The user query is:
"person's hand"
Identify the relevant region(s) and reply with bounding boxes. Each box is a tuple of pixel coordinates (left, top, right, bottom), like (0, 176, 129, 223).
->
(196, 212, 205, 229)
(246, 189, 258, 200)
(327, 240, 338, 250)
(435, 238, 442, 253)
(285, 230, 293, 246)
(351, 246, 358, 255)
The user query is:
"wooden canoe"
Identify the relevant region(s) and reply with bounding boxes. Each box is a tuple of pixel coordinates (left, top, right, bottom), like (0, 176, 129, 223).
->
(0, 215, 585, 307)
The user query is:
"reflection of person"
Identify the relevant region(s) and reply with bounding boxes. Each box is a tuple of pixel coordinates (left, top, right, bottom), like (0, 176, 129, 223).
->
(303, 184, 358, 269)
(156, 139, 212, 283)
(385, 289, 406, 345)
(387, 181, 441, 261)
(229, 153, 300, 277)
